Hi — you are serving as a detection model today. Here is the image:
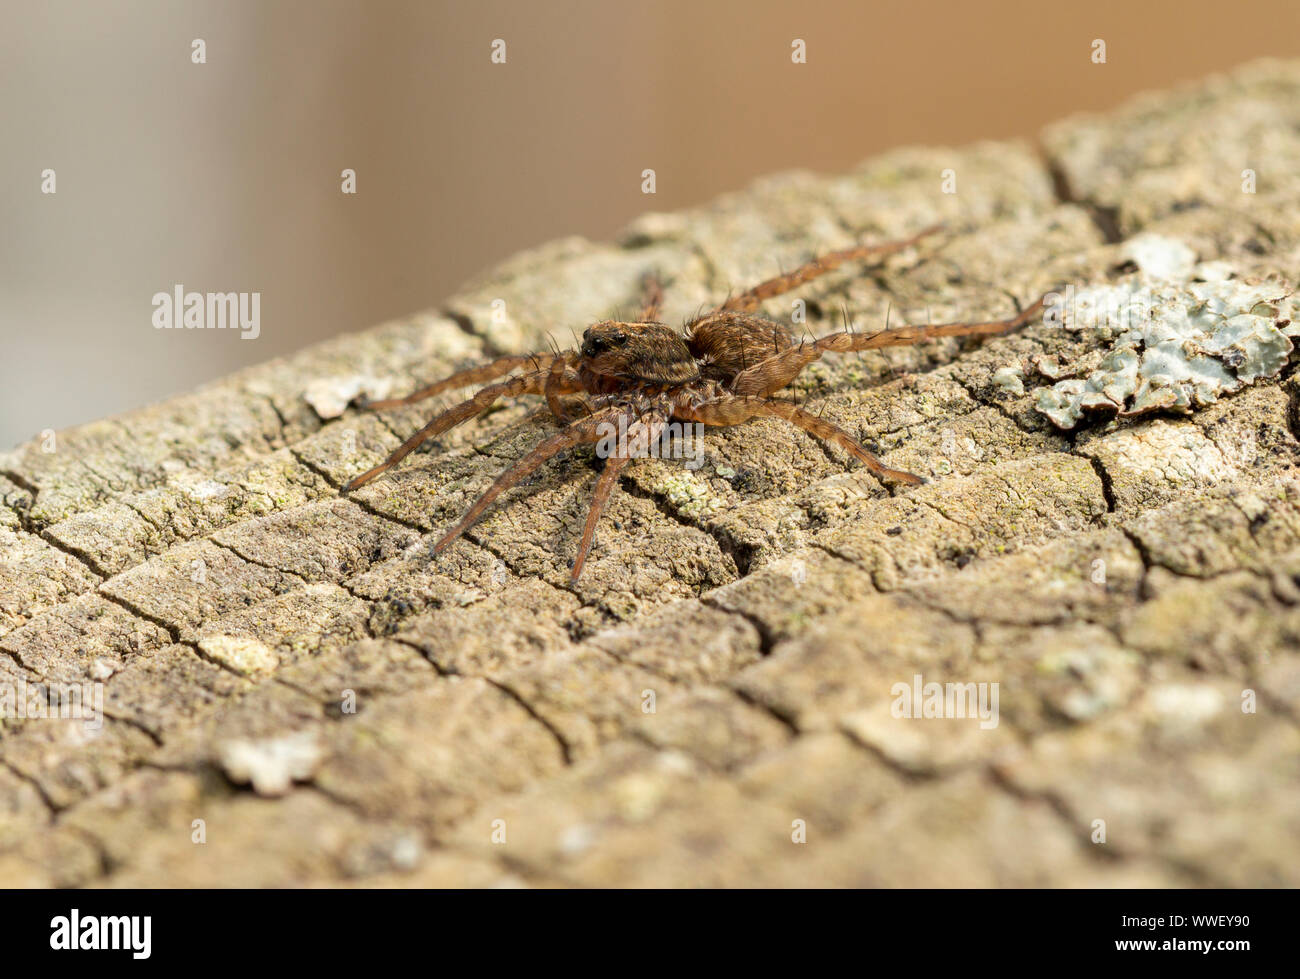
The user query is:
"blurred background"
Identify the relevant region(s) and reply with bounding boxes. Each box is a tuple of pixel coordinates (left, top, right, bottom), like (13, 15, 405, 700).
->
(3, 0, 1297, 449)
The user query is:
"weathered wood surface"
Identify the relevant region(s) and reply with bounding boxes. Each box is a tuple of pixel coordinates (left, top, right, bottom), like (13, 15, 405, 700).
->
(2, 60, 1299, 886)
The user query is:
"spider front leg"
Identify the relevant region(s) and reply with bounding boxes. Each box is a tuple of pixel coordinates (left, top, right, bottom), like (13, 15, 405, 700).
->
(344, 366, 579, 491)
(570, 408, 667, 581)
(711, 224, 942, 315)
(360, 352, 557, 410)
(729, 293, 1048, 397)
(675, 393, 923, 486)
(432, 404, 637, 557)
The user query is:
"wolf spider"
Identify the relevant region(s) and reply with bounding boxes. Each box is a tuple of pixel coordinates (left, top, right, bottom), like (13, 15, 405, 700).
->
(343, 225, 1046, 580)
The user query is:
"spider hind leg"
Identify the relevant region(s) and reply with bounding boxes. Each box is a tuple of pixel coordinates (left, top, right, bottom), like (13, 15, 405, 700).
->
(359, 352, 555, 411)
(728, 293, 1049, 398)
(708, 224, 943, 316)
(676, 394, 923, 486)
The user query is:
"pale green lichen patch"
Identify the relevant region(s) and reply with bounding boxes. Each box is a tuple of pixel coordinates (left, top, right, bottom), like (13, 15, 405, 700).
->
(1035, 236, 1295, 428)
(991, 365, 1025, 395)
(651, 470, 726, 519)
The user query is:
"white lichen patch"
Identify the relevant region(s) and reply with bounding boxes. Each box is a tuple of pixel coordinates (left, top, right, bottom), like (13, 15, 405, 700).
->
(181, 478, 232, 502)
(1121, 233, 1197, 282)
(1147, 684, 1226, 735)
(88, 658, 117, 681)
(1034, 234, 1295, 429)
(303, 375, 394, 420)
(217, 729, 323, 796)
(1092, 422, 1237, 487)
(198, 634, 280, 677)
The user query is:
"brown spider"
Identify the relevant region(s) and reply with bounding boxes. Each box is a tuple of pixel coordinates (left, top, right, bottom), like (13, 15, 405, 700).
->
(342, 225, 1046, 580)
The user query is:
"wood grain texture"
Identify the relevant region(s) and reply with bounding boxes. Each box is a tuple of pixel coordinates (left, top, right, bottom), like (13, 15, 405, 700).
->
(2, 60, 1299, 886)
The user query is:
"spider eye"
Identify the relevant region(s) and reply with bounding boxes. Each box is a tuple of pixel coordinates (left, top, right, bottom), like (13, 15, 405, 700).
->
(582, 331, 627, 357)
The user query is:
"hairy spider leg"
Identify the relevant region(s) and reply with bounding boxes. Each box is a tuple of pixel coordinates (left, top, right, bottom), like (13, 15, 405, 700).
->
(570, 407, 668, 581)
(637, 271, 666, 322)
(343, 367, 579, 491)
(675, 393, 922, 485)
(359, 352, 557, 410)
(432, 404, 638, 556)
(712, 224, 943, 315)
(729, 294, 1049, 397)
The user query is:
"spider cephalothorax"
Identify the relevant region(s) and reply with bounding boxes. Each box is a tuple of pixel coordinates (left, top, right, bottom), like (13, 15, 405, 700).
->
(579, 321, 698, 387)
(343, 224, 1047, 579)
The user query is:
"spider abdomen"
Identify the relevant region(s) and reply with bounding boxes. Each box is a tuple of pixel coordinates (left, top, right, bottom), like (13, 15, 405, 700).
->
(685, 311, 794, 383)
